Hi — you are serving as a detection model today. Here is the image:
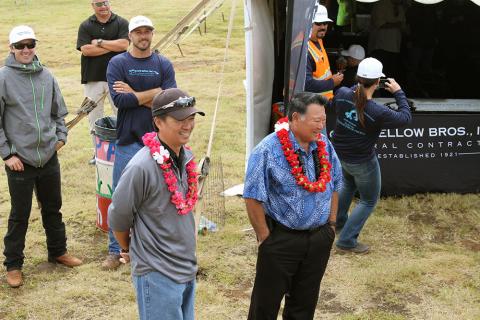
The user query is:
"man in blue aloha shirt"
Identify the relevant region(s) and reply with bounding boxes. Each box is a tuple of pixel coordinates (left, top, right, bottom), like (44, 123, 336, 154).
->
(244, 92, 343, 320)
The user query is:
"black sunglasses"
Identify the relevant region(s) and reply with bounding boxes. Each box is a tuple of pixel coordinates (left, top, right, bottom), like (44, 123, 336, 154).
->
(93, 1, 109, 7)
(13, 41, 36, 50)
(314, 22, 328, 26)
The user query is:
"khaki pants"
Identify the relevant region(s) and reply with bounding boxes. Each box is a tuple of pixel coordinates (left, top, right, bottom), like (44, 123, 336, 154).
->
(84, 81, 117, 135)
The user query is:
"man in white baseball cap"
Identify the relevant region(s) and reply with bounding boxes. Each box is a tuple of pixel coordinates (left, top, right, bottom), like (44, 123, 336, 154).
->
(340, 44, 366, 87)
(305, 4, 343, 100)
(1, 25, 83, 288)
(103, 15, 177, 270)
(128, 15, 154, 33)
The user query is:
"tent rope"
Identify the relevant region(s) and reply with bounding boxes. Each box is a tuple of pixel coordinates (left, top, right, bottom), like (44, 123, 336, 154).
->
(195, 0, 237, 233)
(206, 0, 237, 158)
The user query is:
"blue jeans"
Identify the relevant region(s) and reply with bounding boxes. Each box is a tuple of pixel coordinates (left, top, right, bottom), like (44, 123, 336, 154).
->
(108, 142, 143, 254)
(336, 156, 381, 249)
(133, 271, 195, 320)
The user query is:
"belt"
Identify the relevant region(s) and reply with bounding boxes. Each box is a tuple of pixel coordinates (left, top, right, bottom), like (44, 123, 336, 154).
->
(266, 216, 326, 234)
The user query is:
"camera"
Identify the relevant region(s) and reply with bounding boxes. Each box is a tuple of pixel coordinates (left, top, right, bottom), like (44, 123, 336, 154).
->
(378, 77, 389, 89)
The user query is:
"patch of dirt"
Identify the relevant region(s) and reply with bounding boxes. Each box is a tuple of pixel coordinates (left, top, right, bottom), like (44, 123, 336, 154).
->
(321, 290, 336, 302)
(196, 266, 208, 281)
(407, 212, 437, 224)
(316, 289, 354, 314)
(36, 262, 71, 274)
(407, 212, 457, 244)
(461, 239, 480, 252)
(370, 290, 411, 316)
(432, 225, 455, 243)
(405, 293, 422, 305)
(317, 301, 354, 314)
(220, 281, 252, 300)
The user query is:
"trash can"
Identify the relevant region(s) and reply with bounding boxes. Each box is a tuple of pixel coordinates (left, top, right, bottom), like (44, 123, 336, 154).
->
(94, 116, 117, 232)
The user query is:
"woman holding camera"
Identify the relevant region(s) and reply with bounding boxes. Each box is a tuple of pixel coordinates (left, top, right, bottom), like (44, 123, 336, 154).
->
(331, 57, 412, 253)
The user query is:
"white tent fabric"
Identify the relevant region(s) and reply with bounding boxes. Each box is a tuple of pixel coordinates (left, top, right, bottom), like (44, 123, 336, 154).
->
(244, 0, 275, 155)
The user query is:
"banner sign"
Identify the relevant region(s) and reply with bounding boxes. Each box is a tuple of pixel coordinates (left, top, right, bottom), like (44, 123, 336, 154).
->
(376, 114, 480, 195)
(286, 0, 316, 100)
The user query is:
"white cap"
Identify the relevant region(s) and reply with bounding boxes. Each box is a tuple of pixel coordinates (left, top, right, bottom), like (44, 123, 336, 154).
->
(312, 5, 333, 23)
(357, 57, 385, 79)
(9, 25, 36, 45)
(128, 16, 154, 33)
(341, 44, 365, 61)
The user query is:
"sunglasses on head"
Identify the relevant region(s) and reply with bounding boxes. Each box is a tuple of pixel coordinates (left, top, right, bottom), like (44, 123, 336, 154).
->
(160, 97, 196, 110)
(153, 96, 196, 117)
(93, 1, 109, 7)
(314, 22, 328, 26)
(12, 41, 36, 50)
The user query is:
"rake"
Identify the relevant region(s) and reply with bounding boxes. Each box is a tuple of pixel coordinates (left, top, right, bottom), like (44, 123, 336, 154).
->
(65, 93, 107, 131)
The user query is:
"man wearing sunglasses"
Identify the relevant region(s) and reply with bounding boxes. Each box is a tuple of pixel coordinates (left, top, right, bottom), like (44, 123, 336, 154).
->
(305, 4, 343, 100)
(108, 88, 204, 320)
(0, 26, 83, 288)
(103, 15, 177, 270)
(77, 0, 129, 165)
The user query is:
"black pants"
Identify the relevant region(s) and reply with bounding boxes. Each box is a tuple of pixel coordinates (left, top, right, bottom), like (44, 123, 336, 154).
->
(3, 153, 67, 271)
(248, 220, 335, 320)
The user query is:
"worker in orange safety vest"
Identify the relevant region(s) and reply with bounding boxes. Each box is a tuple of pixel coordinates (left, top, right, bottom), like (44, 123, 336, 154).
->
(305, 5, 343, 100)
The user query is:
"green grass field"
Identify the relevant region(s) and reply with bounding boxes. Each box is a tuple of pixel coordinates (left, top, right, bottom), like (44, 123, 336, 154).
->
(0, 1, 479, 319)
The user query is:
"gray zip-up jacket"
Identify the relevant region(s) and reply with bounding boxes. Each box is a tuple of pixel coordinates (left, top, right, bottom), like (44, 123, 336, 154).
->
(0, 54, 68, 167)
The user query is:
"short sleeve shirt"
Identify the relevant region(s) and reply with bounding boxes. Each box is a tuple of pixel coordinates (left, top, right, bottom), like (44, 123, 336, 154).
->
(77, 13, 129, 83)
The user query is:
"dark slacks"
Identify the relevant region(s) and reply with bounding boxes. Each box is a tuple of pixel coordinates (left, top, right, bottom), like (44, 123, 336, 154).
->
(3, 153, 67, 271)
(248, 220, 335, 320)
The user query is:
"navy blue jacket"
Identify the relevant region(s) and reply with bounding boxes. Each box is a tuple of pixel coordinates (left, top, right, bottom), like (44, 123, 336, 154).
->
(107, 52, 177, 146)
(331, 86, 412, 163)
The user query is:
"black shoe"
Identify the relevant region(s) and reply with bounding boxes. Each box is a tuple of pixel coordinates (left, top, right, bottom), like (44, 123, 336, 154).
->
(336, 242, 370, 254)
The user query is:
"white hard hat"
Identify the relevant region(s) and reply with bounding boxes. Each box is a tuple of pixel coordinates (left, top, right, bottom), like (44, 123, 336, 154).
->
(357, 57, 385, 79)
(341, 44, 365, 61)
(129, 15, 155, 33)
(313, 5, 333, 23)
(9, 25, 36, 45)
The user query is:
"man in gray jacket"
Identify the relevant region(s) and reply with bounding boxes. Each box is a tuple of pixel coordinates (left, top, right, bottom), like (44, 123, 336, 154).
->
(108, 88, 204, 320)
(0, 25, 82, 288)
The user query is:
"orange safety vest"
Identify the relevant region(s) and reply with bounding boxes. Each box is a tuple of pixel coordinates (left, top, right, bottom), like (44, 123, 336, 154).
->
(307, 39, 333, 100)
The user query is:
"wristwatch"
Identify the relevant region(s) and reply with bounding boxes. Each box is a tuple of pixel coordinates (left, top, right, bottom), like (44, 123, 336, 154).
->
(97, 38, 103, 47)
(121, 248, 129, 253)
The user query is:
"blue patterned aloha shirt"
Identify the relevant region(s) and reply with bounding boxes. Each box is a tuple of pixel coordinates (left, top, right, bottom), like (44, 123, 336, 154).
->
(243, 130, 343, 230)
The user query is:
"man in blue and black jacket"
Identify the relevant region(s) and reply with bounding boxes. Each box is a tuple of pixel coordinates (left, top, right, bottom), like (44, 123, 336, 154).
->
(103, 15, 177, 270)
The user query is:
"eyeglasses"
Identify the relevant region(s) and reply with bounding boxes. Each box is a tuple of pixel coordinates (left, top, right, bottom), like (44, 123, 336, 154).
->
(12, 41, 36, 50)
(314, 22, 328, 26)
(160, 97, 196, 110)
(93, 1, 109, 7)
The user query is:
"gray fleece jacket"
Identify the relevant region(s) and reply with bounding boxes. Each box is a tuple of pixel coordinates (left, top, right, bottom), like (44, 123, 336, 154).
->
(108, 142, 197, 283)
(0, 54, 68, 167)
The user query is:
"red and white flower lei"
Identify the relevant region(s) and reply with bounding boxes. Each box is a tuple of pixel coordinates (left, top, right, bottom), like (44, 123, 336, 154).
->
(275, 117, 332, 193)
(142, 132, 199, 215)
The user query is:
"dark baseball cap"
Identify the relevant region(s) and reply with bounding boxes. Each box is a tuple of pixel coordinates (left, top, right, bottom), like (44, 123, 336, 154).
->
(152, 88, 205, 121)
